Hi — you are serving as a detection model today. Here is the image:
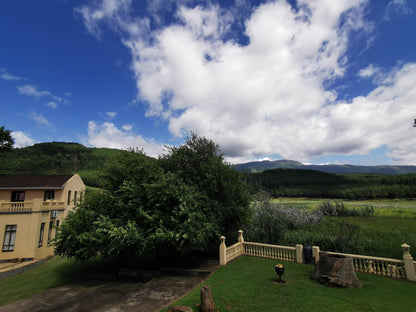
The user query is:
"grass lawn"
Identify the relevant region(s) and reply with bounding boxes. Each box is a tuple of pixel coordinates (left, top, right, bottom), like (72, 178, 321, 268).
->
(164, 256, 416, 312)
(0, 256, 117, 306)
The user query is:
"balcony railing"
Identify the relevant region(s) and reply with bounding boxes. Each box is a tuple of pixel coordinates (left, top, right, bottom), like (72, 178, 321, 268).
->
(0, 202, 33, 212)
(41, 200, 65, 210)
(0, 200, 65, 213)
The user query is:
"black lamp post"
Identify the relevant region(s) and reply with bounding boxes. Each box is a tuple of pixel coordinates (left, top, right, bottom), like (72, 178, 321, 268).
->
(275, 264, 285, 283)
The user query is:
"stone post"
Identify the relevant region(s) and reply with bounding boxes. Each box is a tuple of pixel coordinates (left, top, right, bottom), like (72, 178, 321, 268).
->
(219, 236, 227, 266)
(312, 246, 320, 264)
(238, 230, 244, 243)
(296, 244, 303, 264)
(402, 243, 416, 281)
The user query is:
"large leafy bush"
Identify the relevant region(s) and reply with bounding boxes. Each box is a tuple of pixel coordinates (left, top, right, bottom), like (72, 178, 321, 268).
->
(54, 135, 251, 261)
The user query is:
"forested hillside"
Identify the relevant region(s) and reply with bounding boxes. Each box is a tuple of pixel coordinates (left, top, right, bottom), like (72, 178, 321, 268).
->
(0, 142, 134, 187)
(248, 168, 416, 199)
(234, 159, 416, 174)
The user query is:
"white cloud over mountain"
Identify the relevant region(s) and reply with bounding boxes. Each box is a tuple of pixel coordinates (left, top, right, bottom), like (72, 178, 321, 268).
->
(12, 131, 36, 148)
(85, 121, 164, 157)
(76, 0, 416, 164)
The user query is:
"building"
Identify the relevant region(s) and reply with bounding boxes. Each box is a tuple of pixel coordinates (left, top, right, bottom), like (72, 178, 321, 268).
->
(0, 174, 85, 261)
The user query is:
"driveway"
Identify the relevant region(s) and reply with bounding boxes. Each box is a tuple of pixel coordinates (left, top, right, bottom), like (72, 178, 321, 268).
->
(0, 263, 218, 312)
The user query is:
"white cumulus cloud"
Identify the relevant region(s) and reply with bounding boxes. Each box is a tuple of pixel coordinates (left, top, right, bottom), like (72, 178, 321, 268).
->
(86, 121, 164, 157)
(76, 0, 416, 164)
(12, 131, 36, 148)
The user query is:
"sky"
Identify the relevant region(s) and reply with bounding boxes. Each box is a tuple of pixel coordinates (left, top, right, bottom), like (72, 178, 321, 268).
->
(1, 0, 416, 165)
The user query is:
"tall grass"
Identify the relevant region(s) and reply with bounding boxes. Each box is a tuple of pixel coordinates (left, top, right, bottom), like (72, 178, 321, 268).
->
(318, 201, 375, 217)
(247, 195, 416, 259)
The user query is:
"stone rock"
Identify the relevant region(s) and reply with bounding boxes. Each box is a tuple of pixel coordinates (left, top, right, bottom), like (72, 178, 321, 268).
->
(200, 285, 215, 312)
(312, 252, 362, 288)
(167, 306, 193, 312)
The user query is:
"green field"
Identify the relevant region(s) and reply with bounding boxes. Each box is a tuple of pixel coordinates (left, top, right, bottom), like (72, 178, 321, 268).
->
(164, 256, 416, 312)
(254, 198, 416, 259)
(274, 197, 416, 215)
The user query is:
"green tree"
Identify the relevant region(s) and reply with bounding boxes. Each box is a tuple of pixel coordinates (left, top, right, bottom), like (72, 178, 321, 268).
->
(160, 133, 252, 239)
(54, 135, 251, 261)
(0, 126, 14, 151)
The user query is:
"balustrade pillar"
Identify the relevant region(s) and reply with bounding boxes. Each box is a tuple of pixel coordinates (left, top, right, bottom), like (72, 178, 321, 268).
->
(296, 244, 303, 264)
(220, 236, 227, 266)
(238, 229, 244, 243)
(402, 243, 416, 281)
(312, 246, 320, 264)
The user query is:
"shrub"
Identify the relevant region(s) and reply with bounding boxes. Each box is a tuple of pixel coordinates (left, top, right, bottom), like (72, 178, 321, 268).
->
(318, 201, 375, 217)
(247, 192, 322, 244)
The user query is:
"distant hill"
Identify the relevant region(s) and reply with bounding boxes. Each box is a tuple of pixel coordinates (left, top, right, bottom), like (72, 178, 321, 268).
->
(234, 159, 416, 174)
(0, 142, 137, 187)
(247, 168, 416, 199)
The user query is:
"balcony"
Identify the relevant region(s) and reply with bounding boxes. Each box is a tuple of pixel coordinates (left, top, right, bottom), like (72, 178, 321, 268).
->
(0, 200, 65, 213)
(41, 200, 65, 211)
(0, 202, 33, 213)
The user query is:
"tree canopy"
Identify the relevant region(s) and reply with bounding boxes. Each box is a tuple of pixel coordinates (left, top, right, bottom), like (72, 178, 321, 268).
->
(54, 134, 251, 261)
(0, 126, 14, 151)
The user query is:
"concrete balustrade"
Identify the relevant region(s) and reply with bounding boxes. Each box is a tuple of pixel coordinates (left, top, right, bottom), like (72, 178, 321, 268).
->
(219, 230, 416, 282)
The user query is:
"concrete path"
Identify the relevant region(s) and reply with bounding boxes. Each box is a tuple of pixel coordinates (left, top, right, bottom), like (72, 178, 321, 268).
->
(0, 262, 218, 312)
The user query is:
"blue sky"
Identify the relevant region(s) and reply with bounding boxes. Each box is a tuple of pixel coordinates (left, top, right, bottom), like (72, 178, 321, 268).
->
(1, 0, 415, 165)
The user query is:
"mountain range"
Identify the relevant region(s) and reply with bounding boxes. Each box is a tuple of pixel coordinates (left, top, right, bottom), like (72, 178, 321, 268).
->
(233, 160, 416, 174)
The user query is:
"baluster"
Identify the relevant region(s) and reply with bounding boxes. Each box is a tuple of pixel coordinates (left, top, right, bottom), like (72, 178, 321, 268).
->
(388, 264, 394, 279)
(391, 264, 398, 279)
(398, 266, 404, 279)
(381, 261, 387, 276)
(368, 260, 372, 273)
(356, 259, 362, 272)
(374, 260, 380, 275)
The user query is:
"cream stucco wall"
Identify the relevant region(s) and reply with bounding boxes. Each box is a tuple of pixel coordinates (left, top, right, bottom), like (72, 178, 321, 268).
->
(0, 174, 85, 261)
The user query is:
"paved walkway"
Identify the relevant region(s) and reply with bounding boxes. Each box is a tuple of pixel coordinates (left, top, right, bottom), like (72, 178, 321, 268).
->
(0, 260, 41, 279)
(0, 261, 218, 312)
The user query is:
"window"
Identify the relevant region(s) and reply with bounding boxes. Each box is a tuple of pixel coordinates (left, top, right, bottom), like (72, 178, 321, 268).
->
(38, 223, 45, 247)
(55, 220, 60, 238)
(44, 190, 55, 201)
(2, 225, 17, 252)
(11, 191, 25, 202)
(74, 191, 77, 204)
(67, 191, 71, 205)
(47, 221, 53, 243)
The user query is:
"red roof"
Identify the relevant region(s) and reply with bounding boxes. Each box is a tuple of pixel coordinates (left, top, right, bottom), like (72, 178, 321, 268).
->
(0, 175, 74, 189)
